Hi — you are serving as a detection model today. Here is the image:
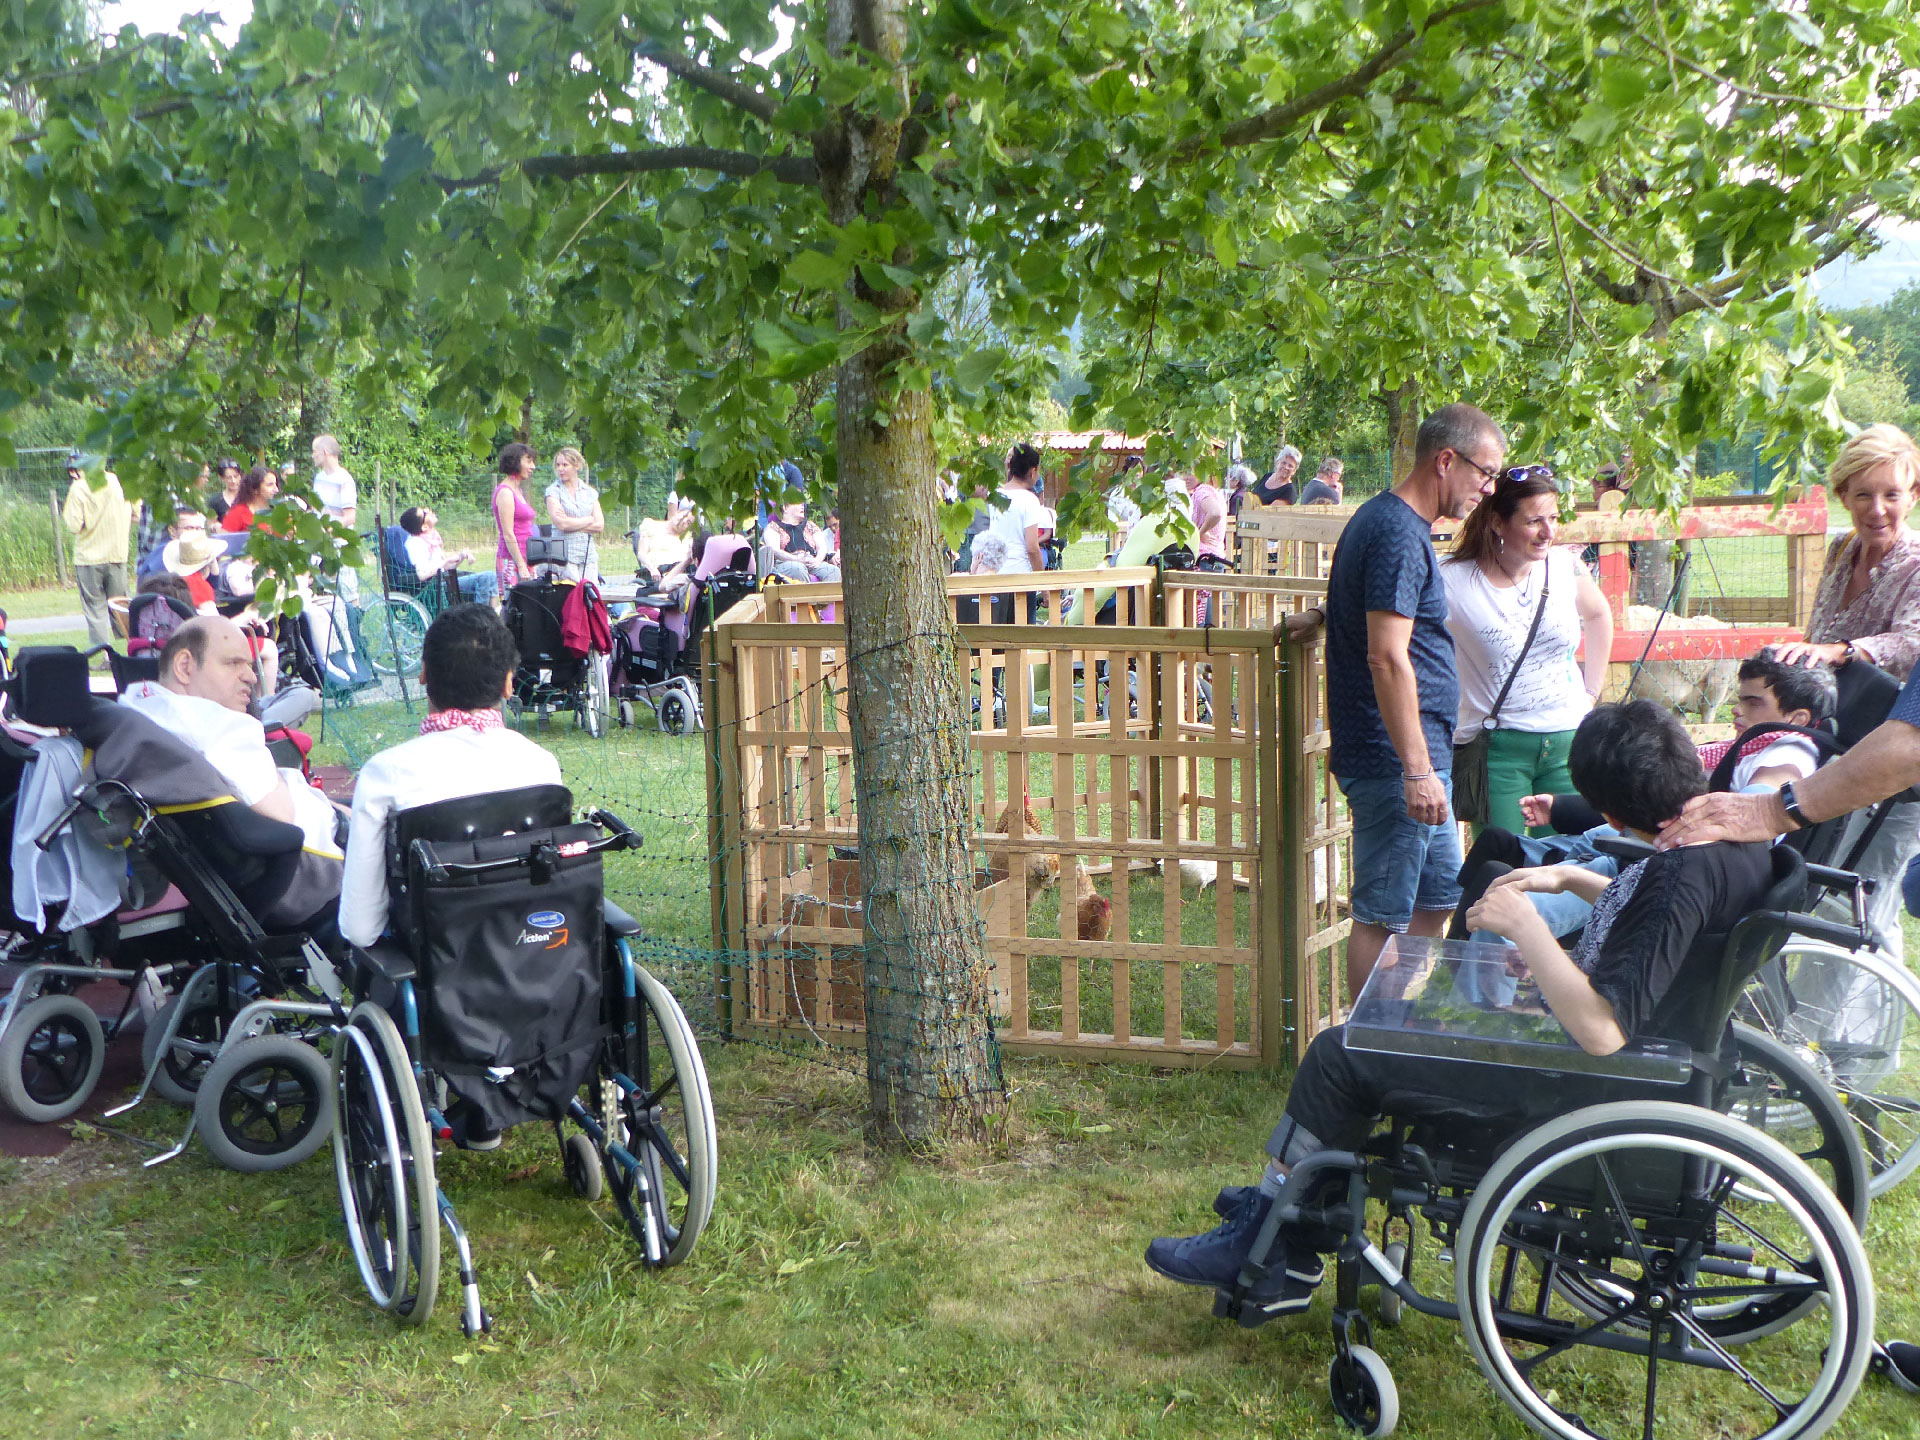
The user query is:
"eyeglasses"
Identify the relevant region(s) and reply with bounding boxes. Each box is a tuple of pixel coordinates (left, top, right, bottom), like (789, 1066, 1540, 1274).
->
(1451, 450, 1502, 484)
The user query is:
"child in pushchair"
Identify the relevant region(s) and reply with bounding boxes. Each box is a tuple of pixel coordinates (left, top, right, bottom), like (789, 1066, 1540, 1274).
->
(610, 532, 756, 735)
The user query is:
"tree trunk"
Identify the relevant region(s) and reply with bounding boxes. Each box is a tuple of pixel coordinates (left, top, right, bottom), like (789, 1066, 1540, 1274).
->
(836, 337, 1007, 1146)
(1380, 380, 1420, 483)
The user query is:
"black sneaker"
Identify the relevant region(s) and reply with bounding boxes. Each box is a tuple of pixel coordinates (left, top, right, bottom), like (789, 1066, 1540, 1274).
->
(1146, 1191, 1324, 1320)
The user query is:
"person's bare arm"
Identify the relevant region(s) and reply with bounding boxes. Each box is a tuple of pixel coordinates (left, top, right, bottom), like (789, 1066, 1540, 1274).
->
(586, 495, 605, 536)
(1366, 610, 1447, 824)
(1659, 716, 1920, 847)
(495, 488, 528, 571)
(1467, 885, 1628, 1053)
(1573, 568, 1613, 697)
(1488, 863, 1613, 905)
(250, 777, 296, 826)
(1023, 523, 1044, 571)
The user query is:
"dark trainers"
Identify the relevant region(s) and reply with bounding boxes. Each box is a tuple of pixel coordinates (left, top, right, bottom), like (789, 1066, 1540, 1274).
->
(1146, 1191, 1324, 1321)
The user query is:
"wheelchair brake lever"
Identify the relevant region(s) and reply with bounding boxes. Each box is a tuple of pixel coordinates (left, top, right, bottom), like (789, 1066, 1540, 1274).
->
(34, 793, 85, 851)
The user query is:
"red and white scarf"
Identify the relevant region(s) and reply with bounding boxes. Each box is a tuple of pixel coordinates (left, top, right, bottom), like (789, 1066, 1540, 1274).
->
(1695, 730, 1791, 779)
(419, 707, 504, 737)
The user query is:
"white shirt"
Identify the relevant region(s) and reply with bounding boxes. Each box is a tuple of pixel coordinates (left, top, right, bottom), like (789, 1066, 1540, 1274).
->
(120, 683, 343, 859)
(1442, 546, 1590, 743)
(403, 530, 444, 580)
(338, 725, 564, 947)
(312, 466, 357, 518)
(987, 486, 1046, 575)
(1732, 735, 1820, 792)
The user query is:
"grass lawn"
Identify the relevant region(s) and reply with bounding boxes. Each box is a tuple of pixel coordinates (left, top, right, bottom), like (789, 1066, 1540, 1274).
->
(10, 1039, 1920, 1439)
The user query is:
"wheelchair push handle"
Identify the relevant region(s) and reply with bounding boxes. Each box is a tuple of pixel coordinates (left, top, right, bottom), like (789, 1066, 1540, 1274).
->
(35, 779, 148, 851)
(584, 807, 643, 851)
(1769, 909, 1874, 952)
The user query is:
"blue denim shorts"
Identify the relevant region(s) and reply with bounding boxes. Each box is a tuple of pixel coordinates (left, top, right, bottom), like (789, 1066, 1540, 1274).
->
(1338, 772, 1464, 930)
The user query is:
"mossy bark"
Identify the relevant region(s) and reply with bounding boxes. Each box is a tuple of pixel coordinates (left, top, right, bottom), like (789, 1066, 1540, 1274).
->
(836, 342, 1007, 1146)
(823, 0, 1007, 1147)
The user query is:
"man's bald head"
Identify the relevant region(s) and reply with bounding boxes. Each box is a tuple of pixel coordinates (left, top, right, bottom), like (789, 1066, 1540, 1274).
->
(158, 616, 258, 712)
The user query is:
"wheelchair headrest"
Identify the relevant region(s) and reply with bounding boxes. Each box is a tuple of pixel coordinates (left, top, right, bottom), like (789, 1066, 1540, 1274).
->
(1834, 659, 1902, 750)
(7, 646, 100, 729)
(388, 783, 575, 868)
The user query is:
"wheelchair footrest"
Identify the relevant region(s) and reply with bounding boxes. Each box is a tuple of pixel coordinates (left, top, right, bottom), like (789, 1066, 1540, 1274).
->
(1211, 1282, 1283, 1330)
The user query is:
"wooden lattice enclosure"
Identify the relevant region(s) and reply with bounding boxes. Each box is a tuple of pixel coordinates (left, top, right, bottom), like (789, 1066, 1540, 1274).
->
(703, 506, 1820, 1069)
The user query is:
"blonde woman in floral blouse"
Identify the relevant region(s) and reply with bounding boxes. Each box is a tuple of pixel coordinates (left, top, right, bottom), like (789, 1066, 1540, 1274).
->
(1775, 424, 1920, 681)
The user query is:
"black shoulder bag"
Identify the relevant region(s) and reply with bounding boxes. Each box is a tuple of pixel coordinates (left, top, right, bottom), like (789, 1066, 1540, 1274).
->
(1452, 567, 1551, 825)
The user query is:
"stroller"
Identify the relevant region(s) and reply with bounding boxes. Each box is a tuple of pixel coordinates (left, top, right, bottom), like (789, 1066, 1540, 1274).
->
(503, 575, 613, 737)
(611, 534, 757, 735)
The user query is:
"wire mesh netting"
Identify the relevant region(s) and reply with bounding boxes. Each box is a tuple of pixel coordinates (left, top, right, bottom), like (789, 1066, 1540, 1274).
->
(309, 607, 1016, 1109)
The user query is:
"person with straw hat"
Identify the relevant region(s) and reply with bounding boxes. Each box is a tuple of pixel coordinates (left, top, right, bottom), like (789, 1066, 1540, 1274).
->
(162, 531, 224, 613)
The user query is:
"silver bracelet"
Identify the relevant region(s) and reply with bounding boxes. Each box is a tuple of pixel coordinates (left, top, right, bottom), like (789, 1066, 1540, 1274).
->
(1403, 771, 1434, 782)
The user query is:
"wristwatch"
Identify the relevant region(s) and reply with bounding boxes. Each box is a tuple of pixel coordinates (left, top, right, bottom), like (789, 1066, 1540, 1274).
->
(1778, 781, 1811, 831)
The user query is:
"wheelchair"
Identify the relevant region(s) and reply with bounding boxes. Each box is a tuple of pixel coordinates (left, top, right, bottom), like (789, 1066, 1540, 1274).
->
(502, 566, 612, 739)
(333, 784, 715, 1333)
(1220, 842, 1877, 1438)
(0, 648, 341, 1172)
(353, 524, 443, 678)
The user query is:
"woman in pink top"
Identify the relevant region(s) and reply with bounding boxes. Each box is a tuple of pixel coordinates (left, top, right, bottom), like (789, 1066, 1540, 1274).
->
(1183, 470, 1231, 625)
(493, 443, 538, 591)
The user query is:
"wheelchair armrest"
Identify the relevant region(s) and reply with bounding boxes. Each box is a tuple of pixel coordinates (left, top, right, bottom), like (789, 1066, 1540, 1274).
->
(1765, 910, 1870, 952)
(603, 899, 641, 937)
(1548, 794, 1606, 836)
(351, 942, 417, 984)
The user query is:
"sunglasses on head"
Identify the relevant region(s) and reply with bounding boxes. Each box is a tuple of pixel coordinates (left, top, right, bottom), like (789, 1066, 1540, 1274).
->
(1500, 463, 1560, 491)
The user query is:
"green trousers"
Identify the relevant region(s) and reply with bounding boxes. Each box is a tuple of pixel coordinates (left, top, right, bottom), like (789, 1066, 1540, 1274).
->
(1483, 727, 1576, 837)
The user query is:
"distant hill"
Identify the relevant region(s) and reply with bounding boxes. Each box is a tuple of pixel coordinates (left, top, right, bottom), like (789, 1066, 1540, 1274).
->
(1813, 222, 1920, 310)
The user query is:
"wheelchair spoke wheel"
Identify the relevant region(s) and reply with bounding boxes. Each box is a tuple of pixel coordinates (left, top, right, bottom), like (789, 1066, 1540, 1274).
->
(194, 1034, 334, 1173)
(1456, 1101, 1873, 1440)
(1717, 1024, 1869, 1231)
(331, 1003, 439, 1323)
(359, 599, 430, 677)
(0, 994, 105, 1123)
(1736, 941, 1920, 1198)
(607, 964, 716, 1268)
(583, 652, 610, 738)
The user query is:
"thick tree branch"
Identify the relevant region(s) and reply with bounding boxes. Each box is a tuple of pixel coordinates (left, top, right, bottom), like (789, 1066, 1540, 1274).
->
(436, 145, 819, 190)
(1509, 153, 1717, 313)
(632, 39, 781, 124)
(10, 94, 192, 147)
(1185, 0, 1503, 158)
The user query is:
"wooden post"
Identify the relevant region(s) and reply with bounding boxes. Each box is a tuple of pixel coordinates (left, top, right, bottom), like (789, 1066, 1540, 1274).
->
(1256, 641, 1287, 1070)
(1277, 631, 1313, 1063)
(49, 489, 67, 587)
(707, 610, 745, 1037)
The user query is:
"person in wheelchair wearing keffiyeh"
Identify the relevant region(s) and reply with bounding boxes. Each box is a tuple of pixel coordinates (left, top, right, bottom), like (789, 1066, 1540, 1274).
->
(1145, 701, 1775, 1321)
(337, 604, 561, 953)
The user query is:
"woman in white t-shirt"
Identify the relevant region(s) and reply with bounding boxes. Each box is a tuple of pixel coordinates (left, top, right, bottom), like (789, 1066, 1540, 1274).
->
(983, 442, 1047, 622)
(1442, 467, 1613, 835)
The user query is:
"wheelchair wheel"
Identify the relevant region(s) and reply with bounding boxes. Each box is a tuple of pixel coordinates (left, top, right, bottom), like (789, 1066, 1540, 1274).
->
(1736, 941, 1920, 1198)
(0, 994, 105, 1123)
(583, 653, 610, 739)
(142, 991, 228, 1105)
(331, 1003, 439, 1323)
(607, 965, 716, 1268)
(1718, 1023, 1870, 1230)
(194, 1034, 334, 1173)
(562, 1131, 604, 1201)
(1328, 1346, 1397, 1438)
(656, 690, 690, 737)
(1456, 1101, 1873, 1440)
(359, 598, 430, 677)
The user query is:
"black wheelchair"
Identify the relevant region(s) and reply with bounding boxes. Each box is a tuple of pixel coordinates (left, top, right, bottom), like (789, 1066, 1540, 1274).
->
(0, 648, 340, 1173)
(334, 784, 715, 1333)
(503, 571, 612, 738)
(1221, 843, 1878, 1437)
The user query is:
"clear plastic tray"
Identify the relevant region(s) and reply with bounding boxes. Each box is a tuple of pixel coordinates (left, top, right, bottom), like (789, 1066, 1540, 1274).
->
(1342, 935, 1692, 1084)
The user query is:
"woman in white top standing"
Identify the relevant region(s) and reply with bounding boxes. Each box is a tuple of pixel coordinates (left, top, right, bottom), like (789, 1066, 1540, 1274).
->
(1442, 466, 1613, 835)
(985, 442, 1047, 622)
(544, 446, 605, 583)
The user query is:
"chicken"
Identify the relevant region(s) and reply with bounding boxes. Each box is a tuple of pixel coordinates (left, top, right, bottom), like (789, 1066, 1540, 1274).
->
(987, 794, 1061, 901)
(1157, 857, 1218, 894)
(1075, 859, 1112, 943)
